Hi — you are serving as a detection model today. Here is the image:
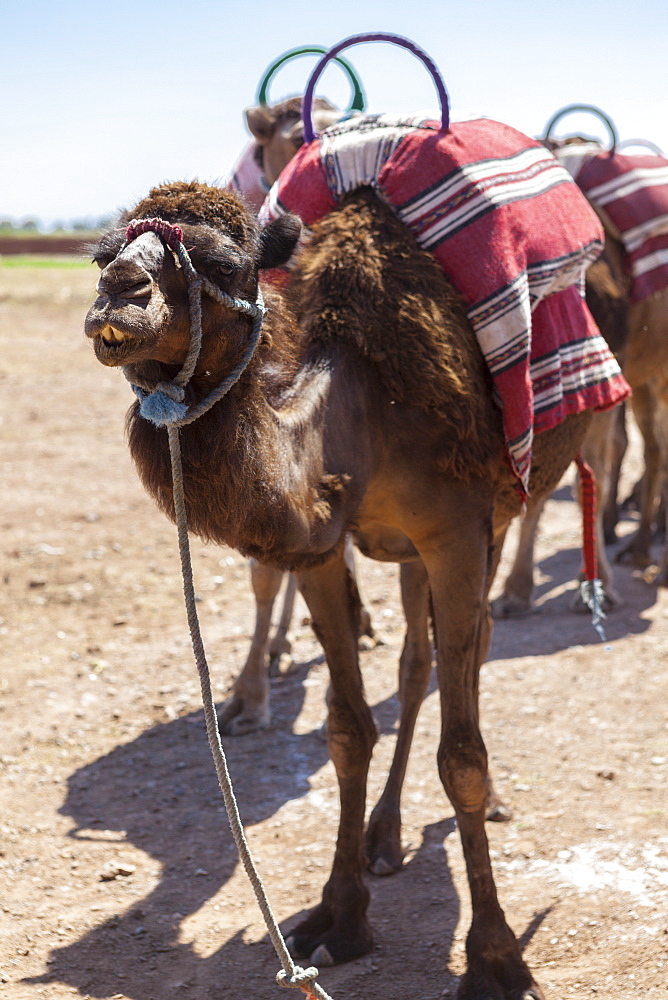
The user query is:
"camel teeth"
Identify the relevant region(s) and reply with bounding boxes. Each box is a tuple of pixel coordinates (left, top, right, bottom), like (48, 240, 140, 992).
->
(103, 327, 126, 344)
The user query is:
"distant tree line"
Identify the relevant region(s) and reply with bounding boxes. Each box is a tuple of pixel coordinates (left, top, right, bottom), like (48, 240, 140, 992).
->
(0, 215, 116, 235)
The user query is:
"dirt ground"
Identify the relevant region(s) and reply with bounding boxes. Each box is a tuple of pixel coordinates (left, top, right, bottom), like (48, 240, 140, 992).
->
(1, 261, 667, 1000)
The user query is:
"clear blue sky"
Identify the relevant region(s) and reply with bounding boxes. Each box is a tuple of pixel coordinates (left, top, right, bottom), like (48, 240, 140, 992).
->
(3, 0, 667, 227)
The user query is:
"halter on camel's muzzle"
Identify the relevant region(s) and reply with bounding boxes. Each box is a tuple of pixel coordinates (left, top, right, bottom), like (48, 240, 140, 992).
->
(119, 217, 266, 427)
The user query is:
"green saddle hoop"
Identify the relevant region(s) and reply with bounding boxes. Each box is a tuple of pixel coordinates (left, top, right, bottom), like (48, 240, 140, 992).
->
(542, 103, 619, 152)
(256, 45, 365, 112)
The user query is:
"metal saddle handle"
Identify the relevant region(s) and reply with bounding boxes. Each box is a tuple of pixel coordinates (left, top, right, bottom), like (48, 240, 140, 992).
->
(616, 137, 665, 156)
(542, 103, 619, 151)
(301, 32, 450, 143)
(257, 45, 365, 112)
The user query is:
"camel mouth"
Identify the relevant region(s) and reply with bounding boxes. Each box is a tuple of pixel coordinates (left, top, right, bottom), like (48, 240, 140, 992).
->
(101, 326, 129, 347)
(93, 325, 142, 366)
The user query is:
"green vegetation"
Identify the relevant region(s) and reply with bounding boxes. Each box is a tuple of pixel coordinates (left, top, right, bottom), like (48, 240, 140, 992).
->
(0, 255, 92, 268)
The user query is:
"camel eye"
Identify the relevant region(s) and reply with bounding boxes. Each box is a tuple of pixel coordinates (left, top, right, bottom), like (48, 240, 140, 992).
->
(92, 253, 115, 269)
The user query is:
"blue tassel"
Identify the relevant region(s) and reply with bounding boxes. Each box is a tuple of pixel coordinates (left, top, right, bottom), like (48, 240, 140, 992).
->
(140, 390, 189, 426)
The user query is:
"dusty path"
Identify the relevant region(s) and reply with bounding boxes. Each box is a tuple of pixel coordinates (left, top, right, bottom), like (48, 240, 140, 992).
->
(1, 262, 667, 1000)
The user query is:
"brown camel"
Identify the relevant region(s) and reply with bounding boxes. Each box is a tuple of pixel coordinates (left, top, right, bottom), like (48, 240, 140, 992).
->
(227, 97, 347, 214)
(86, 179, 606, 998)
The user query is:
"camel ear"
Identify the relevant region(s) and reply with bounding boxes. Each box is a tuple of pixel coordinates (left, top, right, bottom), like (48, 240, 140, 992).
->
(245, 106, 275, 144)
(258, 215, 302, 270)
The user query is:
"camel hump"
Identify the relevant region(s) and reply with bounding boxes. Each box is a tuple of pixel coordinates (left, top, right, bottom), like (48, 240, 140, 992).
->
(290, 187, 503, 482)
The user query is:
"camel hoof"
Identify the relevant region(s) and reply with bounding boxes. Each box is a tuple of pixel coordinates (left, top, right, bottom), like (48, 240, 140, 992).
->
(284, 935, 304, 959)
(357, 634, 376, 652)
(218, 697, 270, 736)
(486, 801, 512, 823)
(368, 855, 401, 876)
(490, 593, 535, 619)
(220, 714, 270, 736)
(268, 650, 295, 677)
(615, 542, 651, 567)
(310, 944, 335, 968)
(285, 938, 335, 968)
(359, 608, 374, 639)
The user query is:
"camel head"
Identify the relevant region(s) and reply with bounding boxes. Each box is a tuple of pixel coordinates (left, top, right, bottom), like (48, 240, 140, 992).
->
(542, 134, 602, 153)
(245, 96, 342, 185)
(85, 181, 300, 372)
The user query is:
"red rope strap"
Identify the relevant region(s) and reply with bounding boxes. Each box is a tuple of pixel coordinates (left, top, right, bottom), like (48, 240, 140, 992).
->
(125, 217, 184, 250)
(575, 454, 597, 581)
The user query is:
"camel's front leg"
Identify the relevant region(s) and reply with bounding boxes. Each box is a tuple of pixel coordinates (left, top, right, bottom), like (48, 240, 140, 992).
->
(418, 492, 543, 1000)
(286, 548, 377, 967)
(219, 559, 284, 735)
(490, 496, 546, 618)
(267, 572, 297, 676)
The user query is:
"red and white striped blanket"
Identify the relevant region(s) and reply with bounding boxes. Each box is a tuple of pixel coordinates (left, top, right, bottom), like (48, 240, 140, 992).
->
(259, 114, 630, 494)
(553, 143, 668, 303)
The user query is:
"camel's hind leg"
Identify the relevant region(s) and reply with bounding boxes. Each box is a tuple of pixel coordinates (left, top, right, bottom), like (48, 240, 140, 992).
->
(366, 556, 510, 877)
(287, 547, 377, 967)
(268, 537, 373, 678)
(652, 394, 668, 584)
(416, 480, 543, 1000)
(603, 402, 628, 543)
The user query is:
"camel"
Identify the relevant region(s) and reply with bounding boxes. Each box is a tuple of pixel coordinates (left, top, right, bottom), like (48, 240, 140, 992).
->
(494, 133, 668, 616)
(84, 160, 629, 996)
(227, 97, 346, 213)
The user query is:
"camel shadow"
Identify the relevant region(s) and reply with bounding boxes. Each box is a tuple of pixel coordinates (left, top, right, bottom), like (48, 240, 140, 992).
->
(489, 529, 659, 661)
(27, 674, 331, 999)
(26, 669, 453, 1000)
(25, 639, 556, 1000)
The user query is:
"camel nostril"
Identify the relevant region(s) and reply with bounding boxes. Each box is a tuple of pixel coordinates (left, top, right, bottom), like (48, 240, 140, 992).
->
(97, 262, 153, 301)
(117, 278, 152, 300)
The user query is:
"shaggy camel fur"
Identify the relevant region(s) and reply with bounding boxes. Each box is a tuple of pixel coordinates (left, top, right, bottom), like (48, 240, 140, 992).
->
(86, 180, 599, 998)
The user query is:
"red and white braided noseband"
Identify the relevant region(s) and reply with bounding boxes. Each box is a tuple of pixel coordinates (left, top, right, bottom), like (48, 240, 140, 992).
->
(125, 217, 184, 250)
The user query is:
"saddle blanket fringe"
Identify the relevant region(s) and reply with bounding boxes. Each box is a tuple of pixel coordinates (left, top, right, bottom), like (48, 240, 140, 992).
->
(260, 114, 630, 494)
